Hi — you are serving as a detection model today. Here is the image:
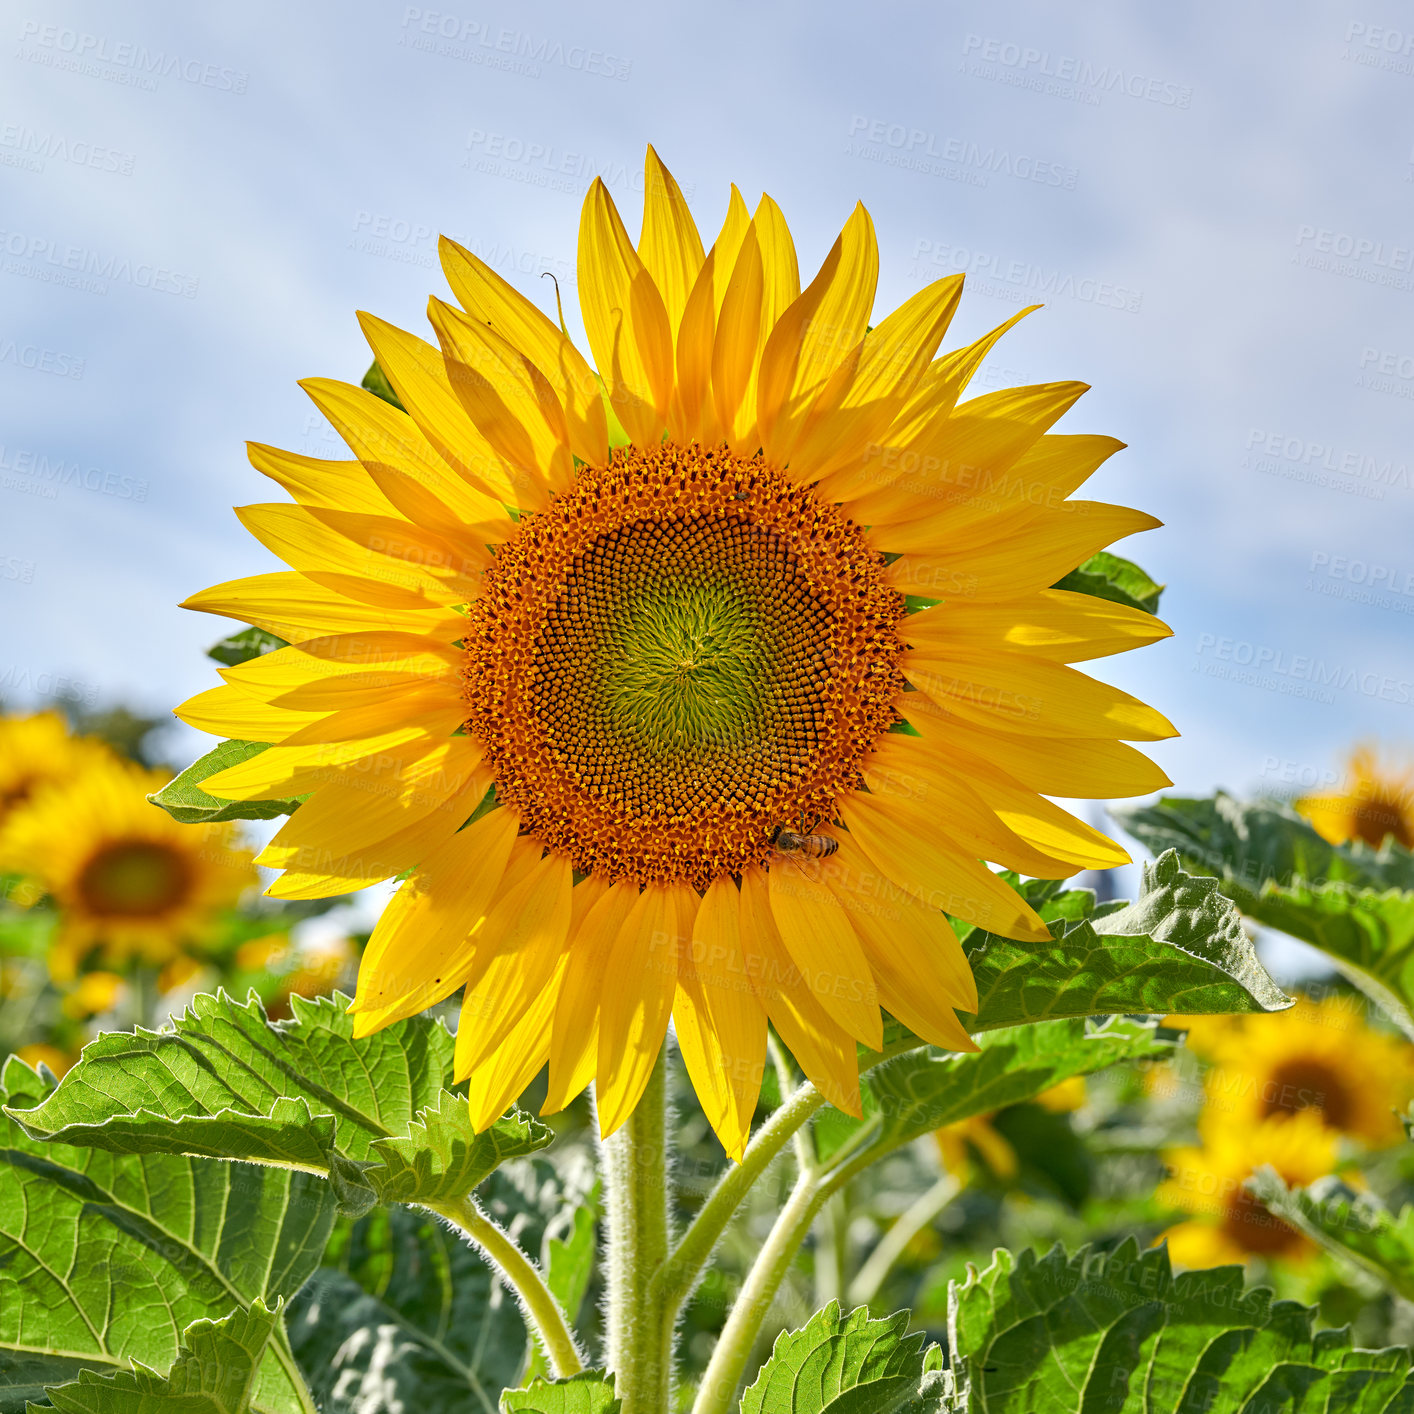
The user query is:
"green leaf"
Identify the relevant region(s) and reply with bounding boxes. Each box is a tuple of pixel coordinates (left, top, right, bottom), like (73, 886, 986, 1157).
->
(1115, 794, 1414, 1032)
(367, 1088, 554, 1204)
(863, 1017, 1171, 1158)
(500, 1371, 619, 1414)
(1052, 549, 1163, 613)
(146, 740, 305, 826)
(5, 991, 551, 1208)
(964, 849, 1291, 1031)
(947, 1238, 1414, 1412)
(206, 628, 289, 669)
(39, 1300, 283, 1414)
(0, 1057, 332, 1413)
(361, 360, 405, 411)
(1248, 1169, 1414, 1302)
(742, 1302, 948, 1414)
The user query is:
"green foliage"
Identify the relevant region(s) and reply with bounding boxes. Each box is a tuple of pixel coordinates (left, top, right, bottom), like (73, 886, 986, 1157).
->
(499, 1371, 619, 1414)
(39, 1300, 283, 1414)
(857, 1018, 1169, 1160)
(964, 850, 1290, 1030)
(1116, 794, 1414, 1031)
(525, 1182, 600, 1381)
(287, 1205, 529, 1410)
(0, 1057, 331, 1413)
(1249, 1170, 1414, 1302)
(361, 360, 406, 411)
(6, 992, 551, 1209)
(741, 1303, 948, 1413)
(206, 628, 288, 669)
(1052, 550, 1164, 613)
(947, 1238, 1414, 1412)
(146, 740, 304, 826)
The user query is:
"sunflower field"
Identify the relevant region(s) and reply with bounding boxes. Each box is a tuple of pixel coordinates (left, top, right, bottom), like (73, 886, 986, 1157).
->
(4, 81, 1414, 1414)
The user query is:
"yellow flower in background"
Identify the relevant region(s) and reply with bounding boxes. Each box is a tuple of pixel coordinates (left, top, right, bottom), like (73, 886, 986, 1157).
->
(14, 1042, 74, 1079)
(0, 711, 112, 821)
(0, 755, 256, 981)
(1159, 1109, 1336, 1267)
(1171, 994, 1414, 1147)
(1295, 744, 1414, 850)
(176, 146, 1175, 1158)
(934, 1078, 1086, 1183)
(60, 970, 127, 1020)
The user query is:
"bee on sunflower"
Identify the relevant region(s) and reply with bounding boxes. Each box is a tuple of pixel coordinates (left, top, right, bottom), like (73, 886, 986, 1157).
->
(176, 147, 1175, 1159)
(0, 753, 257, 981)
(1295, 744, 1414, 850)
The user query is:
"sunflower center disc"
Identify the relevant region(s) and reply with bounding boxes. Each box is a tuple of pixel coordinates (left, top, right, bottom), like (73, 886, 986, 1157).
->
(463, 444, 906, 887)
(76, 841, 192, 917)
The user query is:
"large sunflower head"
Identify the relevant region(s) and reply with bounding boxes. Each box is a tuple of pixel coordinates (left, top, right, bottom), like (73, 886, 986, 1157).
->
(0, 710, 112, 823)
(1169, 994, 1414, 1147)
(1295, 745, 1414, 850)
(177, 148, 1175, 1158)
(1159, 1108, 1336, 1268)
(0, 755, 257, 981)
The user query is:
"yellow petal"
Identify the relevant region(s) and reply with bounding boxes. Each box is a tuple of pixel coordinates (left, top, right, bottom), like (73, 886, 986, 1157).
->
(596, 881, 684, 1137)
(900, 708, 1172, 799)
(428, 296, 574, 499)
(738, 867, 860, 1116)
(837, 792, 1051, 944)
(638, 145, 705, 340)
(767, 861, 881, 1049)
(577, 178, 673, 445)
(793, 275, 964, 488)
(847, 382, 1089, 527)
(258, 736, 484, 870)
(356, 312, 524, 507)
(234, 503, 465, 605)
(711, 196, 800, 451)
(886, 502, 1162, 604)
(218, 632, 460, 704)
(672, 185, 751, 443)
(272, 689, 464, 748)
(464, 983, 555, 1132)
(180, 572, 461, 645)
(263, 805, 463, 899)
(246, 443, 395, 517)
(674, 874, 768, 1160)
(438, 235, 609, 465)
(350, 805, 519, 1033)
(300, 376, 512, 542)
(758, 202, 878, 460)
(454, 845, 574, 1078)
(903, 645, 1177, 741)
(545, 879, 634, 1114)
(173, 685, 323, 742)
(902, 590, 1172, 663)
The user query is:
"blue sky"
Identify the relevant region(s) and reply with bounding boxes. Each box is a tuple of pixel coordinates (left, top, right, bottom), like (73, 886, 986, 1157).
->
(2, 0, 1411, 912)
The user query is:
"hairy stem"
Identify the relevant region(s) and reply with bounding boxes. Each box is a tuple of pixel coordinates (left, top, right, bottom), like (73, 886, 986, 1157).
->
(429, 1194, 583, 1379)
(691, 1166, 826, 1414)
(601, 1048, 672, 1413)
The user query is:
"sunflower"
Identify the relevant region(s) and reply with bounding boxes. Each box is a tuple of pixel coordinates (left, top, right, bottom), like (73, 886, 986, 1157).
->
(1159, 1109, 1336, 1267)
(0, 755, 257, 981)
(0, 710, 112, 823)
(1169, 994, 1414, 1147)
(1295, 745, 1414, 850)
(176, 148, 1175, 1159)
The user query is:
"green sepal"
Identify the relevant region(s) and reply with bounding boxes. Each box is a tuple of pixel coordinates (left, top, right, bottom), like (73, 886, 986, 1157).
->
(1052, 549, 1164, 613)
(206, 627, 288, 668)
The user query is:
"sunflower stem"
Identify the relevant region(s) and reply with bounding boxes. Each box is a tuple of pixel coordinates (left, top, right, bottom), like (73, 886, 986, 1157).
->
(428, 1194, 583, 1379)
(602, 1047, 672, 1414)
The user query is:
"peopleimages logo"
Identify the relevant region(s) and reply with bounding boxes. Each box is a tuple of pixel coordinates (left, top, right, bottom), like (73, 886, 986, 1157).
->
(0, 229, 199, 298)
(15, 21, 248, 93)
(959, 34, 1193, 107)
(844, 117, 1078, 189)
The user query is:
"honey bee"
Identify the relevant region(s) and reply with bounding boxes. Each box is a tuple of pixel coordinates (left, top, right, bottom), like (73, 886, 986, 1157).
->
(769, 817, 839, 859)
